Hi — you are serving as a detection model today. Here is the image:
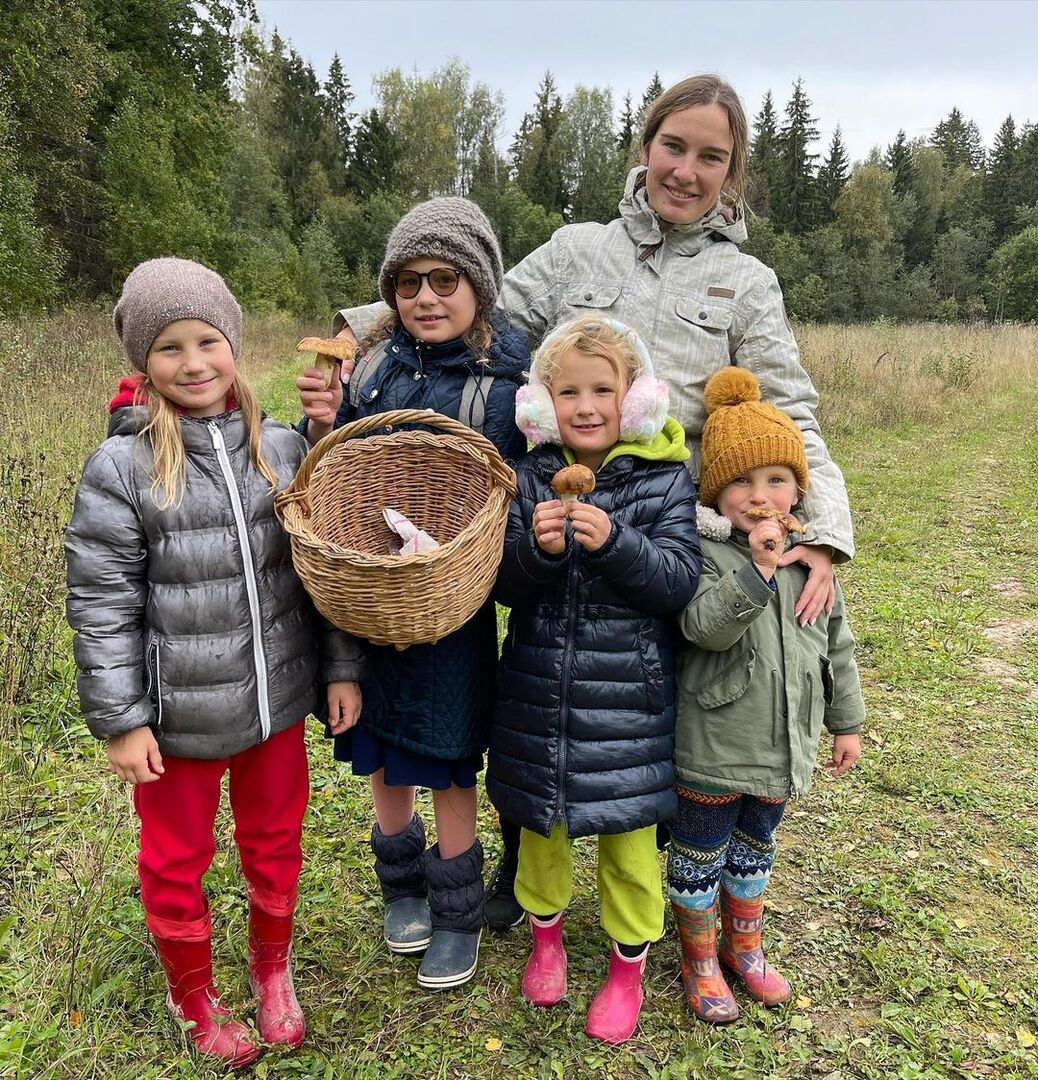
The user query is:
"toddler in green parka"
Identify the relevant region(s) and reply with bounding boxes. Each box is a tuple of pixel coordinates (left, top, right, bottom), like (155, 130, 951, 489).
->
(669, 366, 865, 1025)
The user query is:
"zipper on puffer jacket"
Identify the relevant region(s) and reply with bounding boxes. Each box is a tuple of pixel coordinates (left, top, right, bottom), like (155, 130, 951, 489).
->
(148, 639, 163, 728)
(208, 422, 272, 740)
(555, 543, 581, 825)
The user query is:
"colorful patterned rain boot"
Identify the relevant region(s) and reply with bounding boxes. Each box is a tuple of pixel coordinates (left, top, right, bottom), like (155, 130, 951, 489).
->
(672, 901, 740, 1023)
(718, 890, 791, 1006)
(522, 913, 567, 1006)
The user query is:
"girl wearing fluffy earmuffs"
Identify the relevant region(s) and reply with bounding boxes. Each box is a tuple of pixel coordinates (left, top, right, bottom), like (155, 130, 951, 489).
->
(487, 315, 702, 1044)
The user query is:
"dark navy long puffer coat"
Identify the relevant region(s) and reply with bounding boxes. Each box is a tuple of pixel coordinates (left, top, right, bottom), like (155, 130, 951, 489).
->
(487, 441, 702, 838)
(323, 317, 528, 760)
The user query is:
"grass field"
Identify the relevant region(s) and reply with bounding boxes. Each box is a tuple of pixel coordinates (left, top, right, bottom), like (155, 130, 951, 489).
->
(1, 315, 1037, 1079)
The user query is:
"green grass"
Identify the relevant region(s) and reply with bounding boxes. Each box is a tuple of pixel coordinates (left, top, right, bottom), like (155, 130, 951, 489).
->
(2, 314, 1038, 1078)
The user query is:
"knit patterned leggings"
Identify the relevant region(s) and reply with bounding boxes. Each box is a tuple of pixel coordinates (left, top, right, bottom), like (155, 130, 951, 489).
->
(667, 784, 787, 911)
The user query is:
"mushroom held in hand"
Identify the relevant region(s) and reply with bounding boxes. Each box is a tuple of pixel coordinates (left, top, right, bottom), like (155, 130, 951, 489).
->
(745, 505, 807, 551)
(546, 464, 596, 514)
(551, 464, 596, 512)
(296, 336, 357, 387)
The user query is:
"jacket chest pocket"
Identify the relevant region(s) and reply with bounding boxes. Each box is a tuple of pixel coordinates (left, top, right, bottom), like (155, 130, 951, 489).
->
(675, 301, 733, 367)
(565, 283, 622, 317)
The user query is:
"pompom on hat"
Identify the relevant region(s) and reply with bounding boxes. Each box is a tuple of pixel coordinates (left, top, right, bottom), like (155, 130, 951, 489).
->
(378, 197, 503, 314)
(113, 257, 242, 371)
(698, 366, 809, 506)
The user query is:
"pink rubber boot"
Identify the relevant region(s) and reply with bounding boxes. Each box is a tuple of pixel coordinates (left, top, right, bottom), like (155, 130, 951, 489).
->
(584, 942, 647, 1044)
(522, 913, 567, 1006)
(248, 891, 305, 1047)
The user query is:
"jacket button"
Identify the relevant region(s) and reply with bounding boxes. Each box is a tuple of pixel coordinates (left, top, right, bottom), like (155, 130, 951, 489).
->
(370, 388, 378, 398)
(413, 371, 422, 380)
(584, 291, 593, 301)
(392, 345, 399, 353)
(699, 311, 708, 319)
(384, 425, 394, 433)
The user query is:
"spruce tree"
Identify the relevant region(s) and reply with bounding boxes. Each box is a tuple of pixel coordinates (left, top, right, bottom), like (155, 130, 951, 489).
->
(776, 78, 820, 234)
(885, 130, 915, 197)
(323, 53, 355, 173)
(617, 92, 636, 153)
(931, 107, 985, 171)
(640, 72, 664, 115)
(816, 126, 849, 224)
(514, 72, 567, 215)
(346, 109, 400, 199)
(1016, 122, 1038, 210)
(748, 91, 780, 216)
(984, 115, 1019, 240)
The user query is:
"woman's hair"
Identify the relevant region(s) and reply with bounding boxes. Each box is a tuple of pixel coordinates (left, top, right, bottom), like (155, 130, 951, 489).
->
(534, 316, 645, 390)
(137, 369, 280, 510)
(359, 305, 495, 361)
(639, 74, 749, 204)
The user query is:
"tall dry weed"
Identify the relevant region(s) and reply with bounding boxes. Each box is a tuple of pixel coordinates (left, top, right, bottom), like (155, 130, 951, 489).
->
(798, 321, 1038, 436)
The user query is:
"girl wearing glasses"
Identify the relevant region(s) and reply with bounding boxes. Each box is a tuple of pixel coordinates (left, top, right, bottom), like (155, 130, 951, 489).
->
(297, 197, 528, 992)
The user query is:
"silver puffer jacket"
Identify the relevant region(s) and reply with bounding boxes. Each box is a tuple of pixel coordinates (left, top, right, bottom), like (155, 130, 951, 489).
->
(65, 405, 364, 760)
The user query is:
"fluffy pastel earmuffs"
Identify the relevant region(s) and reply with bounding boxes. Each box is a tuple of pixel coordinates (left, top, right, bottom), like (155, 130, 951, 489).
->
(515, 318, 670, 446)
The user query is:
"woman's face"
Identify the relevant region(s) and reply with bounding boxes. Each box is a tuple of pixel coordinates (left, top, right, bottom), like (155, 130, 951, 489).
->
(394, 256, 478, 343)
(641, 103, 734, 225)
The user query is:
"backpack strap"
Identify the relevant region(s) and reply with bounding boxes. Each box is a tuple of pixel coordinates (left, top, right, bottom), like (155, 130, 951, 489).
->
(459, 372, 496, 435)
(347, 341, 392, 407)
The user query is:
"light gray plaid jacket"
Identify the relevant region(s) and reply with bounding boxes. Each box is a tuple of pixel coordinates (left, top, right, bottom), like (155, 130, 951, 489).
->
(336, 167, 853, 559)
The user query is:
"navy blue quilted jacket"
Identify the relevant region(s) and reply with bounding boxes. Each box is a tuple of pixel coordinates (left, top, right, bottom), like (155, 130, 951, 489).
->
(487, 436, 702, 837)
(326, 318, 528, 760)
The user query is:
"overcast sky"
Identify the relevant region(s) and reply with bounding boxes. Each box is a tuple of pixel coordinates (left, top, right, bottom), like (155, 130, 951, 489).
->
(253, 0, 1038, 165)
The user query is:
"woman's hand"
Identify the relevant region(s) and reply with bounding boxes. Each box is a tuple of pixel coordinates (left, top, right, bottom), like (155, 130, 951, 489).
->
(533, 499, 568, 555)
(328, 680, 362, 735)
(778, 544, 835, 625)
(826, 733, 862, 778)
(569, 503, 612, 553)
(107, 726, 164, 784)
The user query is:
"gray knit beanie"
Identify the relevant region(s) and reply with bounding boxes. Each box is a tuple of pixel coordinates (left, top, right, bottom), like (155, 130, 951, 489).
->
(379, 197, 503, 313)
(113, 257, 243, 370)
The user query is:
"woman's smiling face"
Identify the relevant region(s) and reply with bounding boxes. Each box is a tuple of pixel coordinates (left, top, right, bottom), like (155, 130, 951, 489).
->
(641, 103, 734, 225)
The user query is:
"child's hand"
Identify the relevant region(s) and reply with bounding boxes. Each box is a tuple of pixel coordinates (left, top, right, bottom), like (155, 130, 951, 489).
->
(826, 733, 861, 778)
(533, 499, 568, 555)
(328, 680, 362, 735)
(296, 365, 343, 444)
(107, 726, 164, 785)
(569, 503, 612, 553)
(748, 519, 786, 577)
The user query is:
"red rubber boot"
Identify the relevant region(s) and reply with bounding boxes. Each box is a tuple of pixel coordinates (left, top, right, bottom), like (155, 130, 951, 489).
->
(151, 914, 262, 1069)
(584, 942, 648, 1045)
(718, 890, 791, 1006)
(522, 913, 567, 1006)
(249, 898, 305, 1047)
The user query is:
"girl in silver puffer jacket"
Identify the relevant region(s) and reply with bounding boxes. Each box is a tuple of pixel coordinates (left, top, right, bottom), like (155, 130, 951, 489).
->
(65, 258, 364, 1068)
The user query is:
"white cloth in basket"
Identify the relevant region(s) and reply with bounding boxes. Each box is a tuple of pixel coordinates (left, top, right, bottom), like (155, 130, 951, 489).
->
(383, 507, 440, 556)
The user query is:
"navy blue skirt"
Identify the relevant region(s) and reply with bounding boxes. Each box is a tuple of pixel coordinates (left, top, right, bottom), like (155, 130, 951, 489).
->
(333, 727, 482, 791)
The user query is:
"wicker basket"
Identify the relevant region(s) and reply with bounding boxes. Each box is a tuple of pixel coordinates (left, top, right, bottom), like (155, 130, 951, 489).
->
(275, 409, 517, 646)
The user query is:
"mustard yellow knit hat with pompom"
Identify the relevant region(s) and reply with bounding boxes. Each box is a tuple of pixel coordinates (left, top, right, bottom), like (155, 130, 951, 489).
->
(698, 366, 810, 506)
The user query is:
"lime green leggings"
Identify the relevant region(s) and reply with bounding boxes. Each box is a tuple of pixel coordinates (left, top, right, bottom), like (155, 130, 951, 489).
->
(514, 823, 664, 946)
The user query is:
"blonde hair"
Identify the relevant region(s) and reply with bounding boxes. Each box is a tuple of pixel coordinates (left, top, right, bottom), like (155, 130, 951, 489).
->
(640, 74, 749, 205)
(534, 316, 645, 390)
(138, 369, 280, 510)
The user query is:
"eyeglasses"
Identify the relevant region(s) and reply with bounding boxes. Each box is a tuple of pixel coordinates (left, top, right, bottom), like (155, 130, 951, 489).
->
(391, 267, 465, 299)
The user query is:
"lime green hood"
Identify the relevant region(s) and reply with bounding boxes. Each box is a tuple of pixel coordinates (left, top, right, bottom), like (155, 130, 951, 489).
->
(562, 417, 690, 470)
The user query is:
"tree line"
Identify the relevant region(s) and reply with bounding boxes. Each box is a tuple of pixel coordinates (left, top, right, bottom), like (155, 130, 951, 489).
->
(3, 0, 1037, 321)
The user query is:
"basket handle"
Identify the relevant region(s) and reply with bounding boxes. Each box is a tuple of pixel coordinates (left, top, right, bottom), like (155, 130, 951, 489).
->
(277, 408, 517, 509)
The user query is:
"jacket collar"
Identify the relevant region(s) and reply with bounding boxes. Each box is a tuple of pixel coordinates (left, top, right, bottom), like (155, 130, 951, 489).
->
(696, 502, 794, 553)
(107, 401, 248, 451)
(389, 317, 528, 378)
(618, 166, 748, 263)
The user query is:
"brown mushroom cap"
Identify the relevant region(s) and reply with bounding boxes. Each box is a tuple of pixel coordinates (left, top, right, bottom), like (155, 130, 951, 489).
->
(551, 464, 597, 497)
(296, 336, 357, 362)
(745, 506, 806, 533)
